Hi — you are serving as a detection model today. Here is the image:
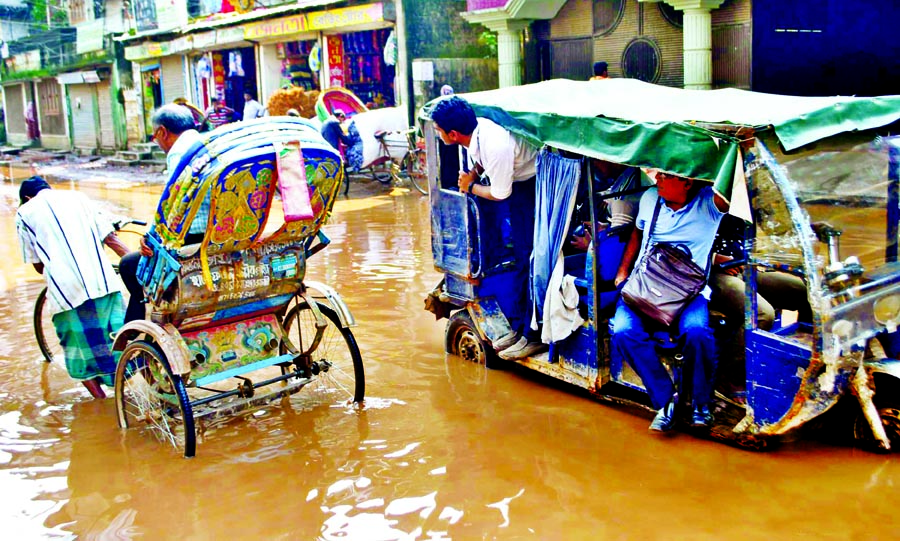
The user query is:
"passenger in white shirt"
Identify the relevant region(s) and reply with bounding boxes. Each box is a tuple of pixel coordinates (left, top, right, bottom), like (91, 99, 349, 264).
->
(242, 92, 266, 121)
(431, 95, 544, 360)
(16, 177, 130, 399)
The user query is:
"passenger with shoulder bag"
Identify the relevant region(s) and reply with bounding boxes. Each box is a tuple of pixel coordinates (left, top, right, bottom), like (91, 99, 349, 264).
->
(610, 172, 728, 433)
(620, 198, 709, 327)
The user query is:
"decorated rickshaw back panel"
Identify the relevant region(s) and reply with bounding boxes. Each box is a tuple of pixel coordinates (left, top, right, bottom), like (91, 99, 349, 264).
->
(157, 242, 306, 329)
(180, 313, 285, 382)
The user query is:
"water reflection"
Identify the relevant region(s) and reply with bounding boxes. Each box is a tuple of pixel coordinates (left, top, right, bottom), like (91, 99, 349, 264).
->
(0, 177, 899, 539)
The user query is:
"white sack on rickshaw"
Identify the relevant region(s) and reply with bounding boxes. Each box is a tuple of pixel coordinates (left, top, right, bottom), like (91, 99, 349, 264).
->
(350, 107, 408, 168)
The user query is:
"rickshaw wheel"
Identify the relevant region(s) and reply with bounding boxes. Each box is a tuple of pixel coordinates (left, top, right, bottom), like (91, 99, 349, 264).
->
(281, 302, 365, 404)
(34, 287, 63, 363)
(853, 374, 900, 453)
(445, 311, 499, 369)
(114, 340, 196, 458)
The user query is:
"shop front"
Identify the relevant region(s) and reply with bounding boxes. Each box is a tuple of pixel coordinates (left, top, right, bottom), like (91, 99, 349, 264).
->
(245, 2, 398, 110)
(126, 28, 258, 139)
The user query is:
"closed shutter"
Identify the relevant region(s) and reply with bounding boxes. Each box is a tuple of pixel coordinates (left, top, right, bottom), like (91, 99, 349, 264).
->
(160, 55, 186, 103)
(549, 38, 593, 80)
(69, 84, 98, 150)
(97, 80, 116, 148)
(713, 24, 750, 89)
(4, 84, 25, 135)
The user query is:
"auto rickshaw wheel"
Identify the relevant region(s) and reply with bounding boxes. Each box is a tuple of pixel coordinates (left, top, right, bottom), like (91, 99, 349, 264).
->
(114, 340, 196, 458)
(281, 301, 365, 404)
(445, 311, 500, 369)
(853, 374, 900, 453)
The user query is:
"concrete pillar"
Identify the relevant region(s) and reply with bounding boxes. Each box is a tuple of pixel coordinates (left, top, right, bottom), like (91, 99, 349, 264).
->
(647, 0, 725, 89)
(482, 20, 527, 88)
(395, 0, 410, 125)
(683, 8, 712, 89)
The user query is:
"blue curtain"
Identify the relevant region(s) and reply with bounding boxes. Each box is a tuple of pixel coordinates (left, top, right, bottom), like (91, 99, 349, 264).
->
(531, 150, 582, 327)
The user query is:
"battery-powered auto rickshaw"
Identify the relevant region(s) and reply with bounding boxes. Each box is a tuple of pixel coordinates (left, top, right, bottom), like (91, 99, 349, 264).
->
(112, 117, 364, 458)
(423, 79, 900, 451)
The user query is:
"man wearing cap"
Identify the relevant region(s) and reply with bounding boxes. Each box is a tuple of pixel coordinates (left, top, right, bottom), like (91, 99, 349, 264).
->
(611, 171, 729, 432)
(16, 177, 130, 399)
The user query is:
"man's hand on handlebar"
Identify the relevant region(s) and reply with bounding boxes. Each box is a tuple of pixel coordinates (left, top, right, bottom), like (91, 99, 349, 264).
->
(714, 253, 745, 276)
(139, 236, 155, 258)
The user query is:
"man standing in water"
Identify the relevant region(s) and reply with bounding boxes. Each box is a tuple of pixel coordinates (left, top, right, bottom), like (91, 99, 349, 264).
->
(16, 177, 130, 398)
(431, 95, 544, 360)
(119, 104, 203, 323)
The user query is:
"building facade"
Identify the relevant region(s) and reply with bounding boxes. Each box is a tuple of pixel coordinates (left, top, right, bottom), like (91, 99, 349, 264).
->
(120, 0, 407, 142)
(1, 0, 130, 151)
(467, 0, 899, 97)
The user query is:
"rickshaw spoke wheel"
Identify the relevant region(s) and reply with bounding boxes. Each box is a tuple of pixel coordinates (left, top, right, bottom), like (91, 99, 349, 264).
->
(114, 340, 196, 458)
(282, 302, 365, 404)
(34, 287, 63, 363)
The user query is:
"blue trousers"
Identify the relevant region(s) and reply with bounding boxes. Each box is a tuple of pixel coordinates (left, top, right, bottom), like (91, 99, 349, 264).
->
(506, 177, 536, 338)
(610, 296, 717, 410)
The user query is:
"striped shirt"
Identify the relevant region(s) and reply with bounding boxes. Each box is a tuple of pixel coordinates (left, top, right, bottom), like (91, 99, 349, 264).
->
(16, 190, 122, 316)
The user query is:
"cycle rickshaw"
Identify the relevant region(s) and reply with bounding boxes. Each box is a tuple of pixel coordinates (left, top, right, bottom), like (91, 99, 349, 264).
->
(112, 117, 364, 458)
(423, 79, 900, 452)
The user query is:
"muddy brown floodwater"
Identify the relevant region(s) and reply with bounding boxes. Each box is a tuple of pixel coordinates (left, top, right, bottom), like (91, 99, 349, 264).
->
(1, 176, 899, 541)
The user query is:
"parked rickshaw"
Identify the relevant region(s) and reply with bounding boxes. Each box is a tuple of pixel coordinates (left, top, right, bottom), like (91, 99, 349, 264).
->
(112, 117, 364, 458)
(315, 87, 368, 122)
(423, 79, 900, 451)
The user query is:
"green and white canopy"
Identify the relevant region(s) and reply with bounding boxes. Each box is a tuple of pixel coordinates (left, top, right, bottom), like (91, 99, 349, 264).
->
(422, 78, 900, 198)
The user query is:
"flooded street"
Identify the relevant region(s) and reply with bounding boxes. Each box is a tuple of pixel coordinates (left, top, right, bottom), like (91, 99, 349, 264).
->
(1, 175, 900, 540)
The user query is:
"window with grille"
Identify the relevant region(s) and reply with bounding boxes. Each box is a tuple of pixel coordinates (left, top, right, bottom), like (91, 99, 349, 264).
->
(69, 0, 91, 25)
(593, 0, 625, 36)
(622, 38, 661, 83)
(659, 3, 684, 28)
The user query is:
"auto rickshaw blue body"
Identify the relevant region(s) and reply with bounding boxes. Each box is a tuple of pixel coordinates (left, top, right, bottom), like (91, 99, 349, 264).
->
(423, 79, 900, 451)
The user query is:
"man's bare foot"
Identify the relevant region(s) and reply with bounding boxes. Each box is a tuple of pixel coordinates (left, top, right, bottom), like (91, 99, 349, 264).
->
(82, 378, 107, 399)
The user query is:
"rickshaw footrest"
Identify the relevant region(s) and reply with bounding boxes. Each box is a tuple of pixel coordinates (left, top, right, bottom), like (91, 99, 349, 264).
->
(192, 353, 295, 387)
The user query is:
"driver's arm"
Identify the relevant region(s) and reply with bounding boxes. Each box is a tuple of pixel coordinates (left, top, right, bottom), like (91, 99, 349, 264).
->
(104, 232, 130, 258)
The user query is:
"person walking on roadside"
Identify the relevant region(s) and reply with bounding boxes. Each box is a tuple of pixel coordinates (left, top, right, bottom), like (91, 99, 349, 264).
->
(119, 104, 203, 324)
(431, 95, 544, 360)
(590, 61, 609, 81)
(205, 97, 235, 129)
(16, 177, 130, 399)
(242, 91, 266, 121)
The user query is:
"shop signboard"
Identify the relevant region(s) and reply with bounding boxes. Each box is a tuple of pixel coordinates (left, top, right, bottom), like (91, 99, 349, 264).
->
(134, 0, 159, 32)
(125, 42, 172, 61)
(133, 0, 188, 33)
(217, 26, 246, 46)
(193, 31, 216, 49)
(155, 0, 189, 32)
(170, 36, 193, 55)
(76, 20, 105, 54)
(326, 35, 344, 87)
(307, 2, 384, 31)
(212, 52, 226, 100)
(244, 14, 309, 40)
